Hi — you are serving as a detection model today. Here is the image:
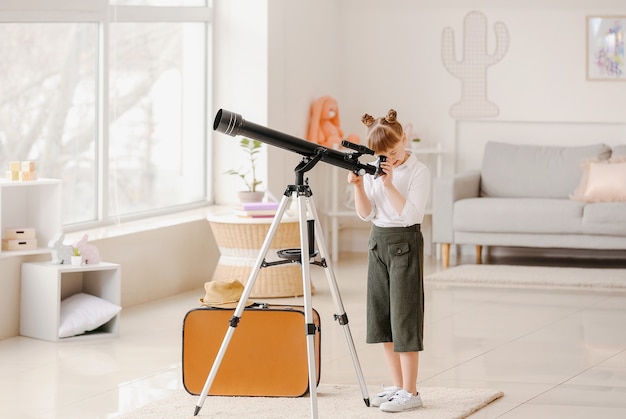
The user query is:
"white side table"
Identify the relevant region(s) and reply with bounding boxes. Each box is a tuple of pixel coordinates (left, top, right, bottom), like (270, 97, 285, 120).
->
(20, 262, 121, 342)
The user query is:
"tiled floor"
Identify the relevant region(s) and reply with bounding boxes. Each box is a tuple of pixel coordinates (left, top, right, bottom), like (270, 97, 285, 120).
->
(1, 251, 626, 418)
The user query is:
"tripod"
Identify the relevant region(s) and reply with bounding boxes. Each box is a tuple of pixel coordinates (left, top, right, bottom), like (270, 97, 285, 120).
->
(194, 154, 370, 417)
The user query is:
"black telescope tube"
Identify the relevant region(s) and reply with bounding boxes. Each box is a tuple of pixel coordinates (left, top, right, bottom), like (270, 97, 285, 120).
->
(213, 109, 377, 176)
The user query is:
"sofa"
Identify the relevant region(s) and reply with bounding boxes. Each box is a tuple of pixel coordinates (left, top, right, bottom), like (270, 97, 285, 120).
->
(432, 141, 626, 267)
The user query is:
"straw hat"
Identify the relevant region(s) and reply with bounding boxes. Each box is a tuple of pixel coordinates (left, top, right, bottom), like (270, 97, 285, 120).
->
(200, 279, 254, 308)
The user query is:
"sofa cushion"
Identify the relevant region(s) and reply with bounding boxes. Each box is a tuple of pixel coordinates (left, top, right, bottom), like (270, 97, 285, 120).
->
(571, 157, 626, 203)
(454, 198, 584, 234)
(480, 142, 611, 199)
(582, 202, 626, 235)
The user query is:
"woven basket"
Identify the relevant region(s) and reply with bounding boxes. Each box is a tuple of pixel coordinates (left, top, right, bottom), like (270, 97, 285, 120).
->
(209, 221, 315, 298)
(209, 221, 300, 249)
(212, 263, 312, 298)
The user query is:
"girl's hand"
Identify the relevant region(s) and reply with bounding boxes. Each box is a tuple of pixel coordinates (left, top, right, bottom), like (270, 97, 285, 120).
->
(379, 160, 393, 186)
(347, 171, 363, 185)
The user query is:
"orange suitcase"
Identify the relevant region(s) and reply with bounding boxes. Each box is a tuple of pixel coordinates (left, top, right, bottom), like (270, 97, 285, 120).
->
(182, 304, 321, 397)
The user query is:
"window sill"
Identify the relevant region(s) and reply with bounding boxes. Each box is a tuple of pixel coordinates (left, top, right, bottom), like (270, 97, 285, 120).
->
(63, 205, 230, 243)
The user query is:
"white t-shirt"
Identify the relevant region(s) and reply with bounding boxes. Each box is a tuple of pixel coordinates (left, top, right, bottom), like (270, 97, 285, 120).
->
(359, 150, 431, 227)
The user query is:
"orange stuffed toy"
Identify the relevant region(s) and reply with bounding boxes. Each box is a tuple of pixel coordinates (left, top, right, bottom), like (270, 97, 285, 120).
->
(307, 96, 359, 148)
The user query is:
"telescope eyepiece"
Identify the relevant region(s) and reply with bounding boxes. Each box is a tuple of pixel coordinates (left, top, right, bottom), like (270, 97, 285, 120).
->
(374, 155, 386, 179)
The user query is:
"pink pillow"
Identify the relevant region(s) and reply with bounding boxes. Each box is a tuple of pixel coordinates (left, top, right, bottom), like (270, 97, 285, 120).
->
(571, 157, 626, 203)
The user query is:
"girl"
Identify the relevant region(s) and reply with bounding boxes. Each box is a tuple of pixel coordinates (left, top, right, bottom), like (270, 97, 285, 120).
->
(347, 109, 430, 413)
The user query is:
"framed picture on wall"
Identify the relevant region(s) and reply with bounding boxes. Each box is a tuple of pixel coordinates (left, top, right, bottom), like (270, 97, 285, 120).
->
(587, 16, 626, 80)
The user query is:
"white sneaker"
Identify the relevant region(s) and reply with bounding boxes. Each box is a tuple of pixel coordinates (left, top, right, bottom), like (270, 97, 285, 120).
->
(379, 389, 423, 412)
(370, 385, 402, 407)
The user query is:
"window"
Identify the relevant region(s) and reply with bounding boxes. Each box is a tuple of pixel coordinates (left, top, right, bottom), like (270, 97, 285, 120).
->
(0, 1, 212, 228)
(0, 22, 99, 224)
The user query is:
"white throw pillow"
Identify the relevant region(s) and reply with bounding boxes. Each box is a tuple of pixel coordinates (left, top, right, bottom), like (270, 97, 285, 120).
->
(571, 156, 626, 203)
(59, 292, 121, 338)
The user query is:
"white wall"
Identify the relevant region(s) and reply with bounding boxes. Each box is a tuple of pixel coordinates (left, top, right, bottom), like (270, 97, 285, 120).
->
(266, 0, 341, 204)
(212, 0, 269, 205)
(337, 0, 626, 170)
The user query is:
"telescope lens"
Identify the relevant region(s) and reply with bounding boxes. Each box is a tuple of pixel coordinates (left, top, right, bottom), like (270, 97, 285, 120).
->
(213, 109, 242, 136)
(212, 109, 223, 131)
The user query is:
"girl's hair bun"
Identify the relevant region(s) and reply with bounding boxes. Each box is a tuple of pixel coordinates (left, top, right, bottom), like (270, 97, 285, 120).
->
(362, 108, 403, 153)
(384, 109, 397, 124)
(361, 113, 375, 127)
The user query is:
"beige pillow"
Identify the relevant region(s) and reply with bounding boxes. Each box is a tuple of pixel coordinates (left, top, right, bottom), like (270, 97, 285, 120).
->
(571, 156, 626, 202)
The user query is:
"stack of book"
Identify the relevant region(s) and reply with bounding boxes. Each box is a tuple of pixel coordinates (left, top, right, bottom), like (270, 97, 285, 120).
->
(234, 201, 280, 218)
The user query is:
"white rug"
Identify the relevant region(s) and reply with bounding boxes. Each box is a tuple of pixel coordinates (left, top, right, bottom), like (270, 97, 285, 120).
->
(426, 264, 626, 291)
(115, 384, 503, 419)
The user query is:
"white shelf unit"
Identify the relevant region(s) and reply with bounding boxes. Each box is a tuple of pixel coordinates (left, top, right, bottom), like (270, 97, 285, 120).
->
(326, 144, 448, 261)
(20, 262, 121, 342)
(0, 178, 62, 258)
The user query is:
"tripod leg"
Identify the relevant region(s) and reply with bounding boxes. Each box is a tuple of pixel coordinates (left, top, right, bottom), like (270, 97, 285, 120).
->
(193, 194, 292, 416)
(307, 196, 371, 407)
(296, 193, 319, 419)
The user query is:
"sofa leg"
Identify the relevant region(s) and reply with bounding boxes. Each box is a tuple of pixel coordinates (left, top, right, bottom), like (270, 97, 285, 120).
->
(476, 245, 483, 264)
(441, 243, 450, 268)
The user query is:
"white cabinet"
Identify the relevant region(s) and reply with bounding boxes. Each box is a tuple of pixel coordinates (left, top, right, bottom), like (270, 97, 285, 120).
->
(0, 178, 62, 257)
(327, 166, 355, 263)
(20, 262, 121, 342)
(411, 143, 447, 213)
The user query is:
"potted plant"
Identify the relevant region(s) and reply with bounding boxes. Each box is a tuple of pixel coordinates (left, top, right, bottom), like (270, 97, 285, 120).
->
(225, 137, 265, 203)
(71, 247, 82, 266)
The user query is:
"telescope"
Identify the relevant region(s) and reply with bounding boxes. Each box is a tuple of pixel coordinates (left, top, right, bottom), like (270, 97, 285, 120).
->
(196, 109, 374, 417)
(213, 109, 377, 177)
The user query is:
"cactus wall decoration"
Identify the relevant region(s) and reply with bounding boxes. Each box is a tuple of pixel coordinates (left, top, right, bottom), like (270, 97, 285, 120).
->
(441, 11, 509, 118)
